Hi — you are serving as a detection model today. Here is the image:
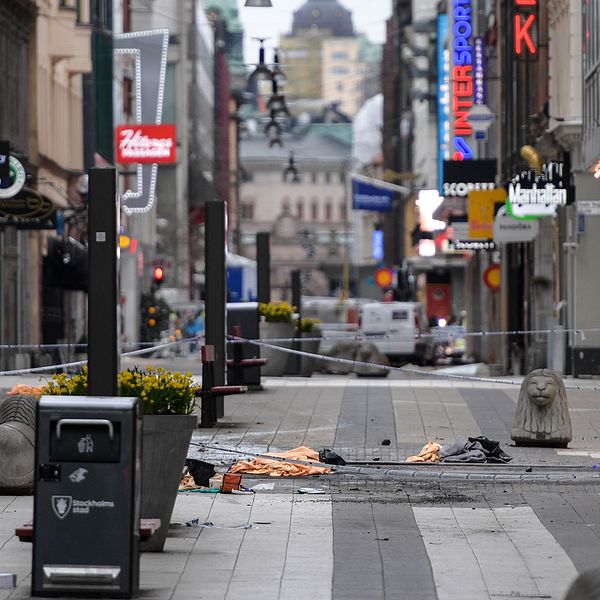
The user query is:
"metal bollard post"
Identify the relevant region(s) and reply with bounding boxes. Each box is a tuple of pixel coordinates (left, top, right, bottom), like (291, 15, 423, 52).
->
(200, 346, 216, 428)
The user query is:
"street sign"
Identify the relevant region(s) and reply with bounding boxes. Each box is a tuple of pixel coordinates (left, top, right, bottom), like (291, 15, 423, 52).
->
(467, 104, 496, 133)
(493, 214, 539, 243)
(576, 200, 600, 215)
(483, 264, 501, 292)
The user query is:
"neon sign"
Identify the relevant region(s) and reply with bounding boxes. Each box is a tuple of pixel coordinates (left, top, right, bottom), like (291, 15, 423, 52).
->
(514, 0, 537, 55)
(452, 0, 473, 160)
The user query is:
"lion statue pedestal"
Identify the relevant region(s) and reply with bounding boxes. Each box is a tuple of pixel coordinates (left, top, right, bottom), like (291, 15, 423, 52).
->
(511, 368, 572, 447)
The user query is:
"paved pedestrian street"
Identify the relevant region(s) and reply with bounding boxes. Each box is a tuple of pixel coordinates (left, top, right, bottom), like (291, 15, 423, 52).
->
(2, 374, 600, 599)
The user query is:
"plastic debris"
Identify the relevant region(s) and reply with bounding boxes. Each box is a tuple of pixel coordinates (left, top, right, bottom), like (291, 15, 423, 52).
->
(297, 487, 326, 494)
(251, 482, 276, 491)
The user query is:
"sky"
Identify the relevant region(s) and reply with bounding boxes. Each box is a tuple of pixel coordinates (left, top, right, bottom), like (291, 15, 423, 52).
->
(238, 0, 392, 64)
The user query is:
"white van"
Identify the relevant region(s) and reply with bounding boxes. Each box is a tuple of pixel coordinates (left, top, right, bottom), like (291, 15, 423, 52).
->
(360, 301, 435, 365)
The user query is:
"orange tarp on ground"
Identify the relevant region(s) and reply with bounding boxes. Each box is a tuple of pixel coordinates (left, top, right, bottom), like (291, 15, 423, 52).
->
(229, 446, 331, 477)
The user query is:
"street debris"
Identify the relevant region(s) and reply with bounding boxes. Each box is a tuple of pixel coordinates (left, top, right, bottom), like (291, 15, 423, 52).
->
(251, 483, 276, 491)
(297, 487, 326, 494)
(229, 446, 331, 477)
(319, 448, 347, 465)
(185, 519, 252, 529)
(406, 437, 512, 464)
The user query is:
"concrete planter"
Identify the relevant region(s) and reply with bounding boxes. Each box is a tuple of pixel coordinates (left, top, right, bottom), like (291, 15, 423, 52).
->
(0, 395, 36, 492)
(259, 321, 295, 376)
(140, 414, 197, 552)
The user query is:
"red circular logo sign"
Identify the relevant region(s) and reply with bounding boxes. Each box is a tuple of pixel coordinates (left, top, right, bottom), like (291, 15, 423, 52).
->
(483, 264, 501, 292)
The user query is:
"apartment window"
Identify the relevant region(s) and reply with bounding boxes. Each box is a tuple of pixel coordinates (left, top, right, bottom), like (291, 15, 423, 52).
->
(0, 4, 32, 153)
(331, 51, 349, 61)
(311, 201, 319, 221)
(311, 172, 318, 184)
(339, 171, 346, 183)
(331, 66, 349, 76)
(339, 201, 347, 221)
(241, 203, 254, 220)
(325, 203, 332, 221)
(297, 201, 304, 220)
(325, 172, 331, 184)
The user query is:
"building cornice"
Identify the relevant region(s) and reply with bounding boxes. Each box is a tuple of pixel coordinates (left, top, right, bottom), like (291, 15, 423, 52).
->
(548, 119, 583, 151)
(548, 0, 570, 25)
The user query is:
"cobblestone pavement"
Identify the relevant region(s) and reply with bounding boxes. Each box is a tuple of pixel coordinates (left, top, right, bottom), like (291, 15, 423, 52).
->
(2, 372, 600, 598)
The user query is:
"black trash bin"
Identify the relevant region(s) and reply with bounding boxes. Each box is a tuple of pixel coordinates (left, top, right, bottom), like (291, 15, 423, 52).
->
(32, 396, 142, 598)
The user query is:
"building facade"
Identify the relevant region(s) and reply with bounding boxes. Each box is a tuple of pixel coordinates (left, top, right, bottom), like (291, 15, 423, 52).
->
(239, 125, 352, 298)
(0, 0, 92, 368)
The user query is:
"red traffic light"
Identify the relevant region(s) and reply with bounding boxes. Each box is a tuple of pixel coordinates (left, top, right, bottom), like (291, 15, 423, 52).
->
(153, 266, 165, 284)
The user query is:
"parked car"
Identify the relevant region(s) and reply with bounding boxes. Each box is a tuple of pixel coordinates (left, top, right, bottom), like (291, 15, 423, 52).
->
(360, 301, 435, 365)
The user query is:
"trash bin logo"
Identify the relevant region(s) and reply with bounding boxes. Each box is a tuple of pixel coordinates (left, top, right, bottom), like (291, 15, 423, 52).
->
(77, 434, 94, 454)
(52, 495, 72, 519)
(69, 468, 88, 483)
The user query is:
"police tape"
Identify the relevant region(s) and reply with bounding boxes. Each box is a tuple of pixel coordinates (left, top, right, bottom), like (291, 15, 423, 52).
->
(0, 324, 595, 350)
(0, 335, 206, 377)
(226, 325, 600, 344)
(234, 336, 600, 393)
(190, 441, 600, 485)
(0, 335, 206, 351)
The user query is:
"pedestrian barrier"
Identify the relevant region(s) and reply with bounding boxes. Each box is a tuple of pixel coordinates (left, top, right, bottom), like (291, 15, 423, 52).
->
(198, 345, 247, 428)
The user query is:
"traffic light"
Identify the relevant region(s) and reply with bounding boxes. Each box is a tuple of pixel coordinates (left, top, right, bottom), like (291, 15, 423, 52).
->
(152, 266, 165, 288)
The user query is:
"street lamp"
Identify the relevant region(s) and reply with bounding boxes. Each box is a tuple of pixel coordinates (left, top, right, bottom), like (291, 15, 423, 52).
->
(245, 0, 272, 6)
(267, 79, 290, 117)
(248, 38, 273, 84)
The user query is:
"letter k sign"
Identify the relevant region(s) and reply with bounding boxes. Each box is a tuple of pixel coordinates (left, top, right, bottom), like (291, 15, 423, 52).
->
(515, 14, 536, 55)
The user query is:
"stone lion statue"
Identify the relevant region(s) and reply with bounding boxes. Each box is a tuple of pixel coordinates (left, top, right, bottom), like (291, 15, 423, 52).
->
(511, 368, 572, 447)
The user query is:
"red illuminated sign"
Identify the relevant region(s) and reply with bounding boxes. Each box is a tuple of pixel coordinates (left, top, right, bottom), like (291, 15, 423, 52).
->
(514, 0, 537, 56)
(116, 124, 176, 164)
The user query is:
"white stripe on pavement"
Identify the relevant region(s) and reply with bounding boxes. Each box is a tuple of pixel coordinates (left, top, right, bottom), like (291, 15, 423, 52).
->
(413, 506, 578, 600)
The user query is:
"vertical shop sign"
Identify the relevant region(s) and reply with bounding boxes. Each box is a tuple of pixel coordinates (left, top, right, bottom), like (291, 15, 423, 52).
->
(452, 0, 474, 160)
(114, 30, 171, 214)
(437, 14, 450, 191)
(514, 0, 537, 56)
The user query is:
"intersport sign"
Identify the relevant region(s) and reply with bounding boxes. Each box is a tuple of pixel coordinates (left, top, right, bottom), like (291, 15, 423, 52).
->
(116, 124, 176, 164)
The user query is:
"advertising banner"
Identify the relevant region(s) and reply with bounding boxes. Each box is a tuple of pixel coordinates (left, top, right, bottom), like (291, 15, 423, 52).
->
(468, 188, 507, 240)
(116, 124, 176, 164)
(114, 29, 170, 214)
(442, 160, 497, 198)
(352, 177, 394, 212)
